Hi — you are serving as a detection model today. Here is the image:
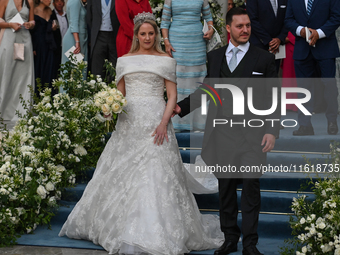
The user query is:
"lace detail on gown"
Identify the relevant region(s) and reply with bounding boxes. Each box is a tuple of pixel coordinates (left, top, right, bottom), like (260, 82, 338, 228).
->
(59, 55, 224, 255)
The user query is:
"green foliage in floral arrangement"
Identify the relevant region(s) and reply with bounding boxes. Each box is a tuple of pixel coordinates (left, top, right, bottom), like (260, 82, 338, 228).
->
(280, 142, 340, 255)
(208, 0, 226, 39)
(233, 0, 245, 8)
(0, 59, 118, 246)
(149, 0, 226, 43)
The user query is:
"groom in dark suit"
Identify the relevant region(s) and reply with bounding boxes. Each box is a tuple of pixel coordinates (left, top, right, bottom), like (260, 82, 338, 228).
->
(173, 8, 280, 255)
(87, 0, 120, 79)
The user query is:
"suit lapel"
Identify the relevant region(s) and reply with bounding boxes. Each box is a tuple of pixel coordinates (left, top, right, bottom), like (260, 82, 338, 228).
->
(111, 0, 115, 12)
(266, 0, 276, 18)
(299, 0, 308, 17)
(211, 46, 227, 77)
(96, 0, 102, 16)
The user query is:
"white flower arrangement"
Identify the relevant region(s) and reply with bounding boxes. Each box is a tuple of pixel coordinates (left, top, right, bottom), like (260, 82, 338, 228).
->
(0, 59, 118, 246)
(281, 143, 340, 255)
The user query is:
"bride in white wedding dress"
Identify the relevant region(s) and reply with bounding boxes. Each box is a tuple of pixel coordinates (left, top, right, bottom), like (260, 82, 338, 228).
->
(59, 13, 224, 255)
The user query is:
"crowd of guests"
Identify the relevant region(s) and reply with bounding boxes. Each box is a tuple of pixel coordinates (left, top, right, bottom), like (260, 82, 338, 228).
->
(0, 0, 339, 135)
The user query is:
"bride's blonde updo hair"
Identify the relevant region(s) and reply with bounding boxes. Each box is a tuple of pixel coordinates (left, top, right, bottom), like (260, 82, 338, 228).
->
(129, 12, 164, 54)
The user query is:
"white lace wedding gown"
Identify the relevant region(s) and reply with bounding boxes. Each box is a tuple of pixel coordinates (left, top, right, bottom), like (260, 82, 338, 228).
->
(59, 55, 224, 255)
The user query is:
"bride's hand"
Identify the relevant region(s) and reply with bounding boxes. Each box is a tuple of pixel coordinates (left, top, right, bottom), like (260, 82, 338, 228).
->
(152, 122, 169, 145)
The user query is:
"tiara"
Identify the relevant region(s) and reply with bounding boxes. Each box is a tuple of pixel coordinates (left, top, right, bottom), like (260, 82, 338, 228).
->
(133, 12, 156, 24)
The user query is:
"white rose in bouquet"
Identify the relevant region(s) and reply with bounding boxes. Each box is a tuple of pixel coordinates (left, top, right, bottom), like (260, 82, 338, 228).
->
(114, 94, 122, 101)
(109, 88, 117, 94)
(99, 91, 109, 98)
(121, 98, 127, 107)
(112, 103, 122, 113)
(102, 104, 111, 115)
(106, 96, 114, 105)
(95, 99, 101, 107)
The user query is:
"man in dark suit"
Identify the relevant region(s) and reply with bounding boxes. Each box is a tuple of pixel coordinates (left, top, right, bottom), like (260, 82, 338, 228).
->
(285, 0, 340, 135)
(173, 7, 280, 255)
(247, 0, 288, 72)
(51, 0, 68, 93)
(87, 0, 120, 79)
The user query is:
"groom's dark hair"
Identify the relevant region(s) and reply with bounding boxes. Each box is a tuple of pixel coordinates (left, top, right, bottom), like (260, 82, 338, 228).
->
(225, 7, 248, 25)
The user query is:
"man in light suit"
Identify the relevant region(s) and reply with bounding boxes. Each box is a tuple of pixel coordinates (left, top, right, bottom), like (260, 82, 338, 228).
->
(87, 0, 119, 79)
(247, 0, 288, 72)
(173, 8, 280, 255)
(285, 0, 340, 135)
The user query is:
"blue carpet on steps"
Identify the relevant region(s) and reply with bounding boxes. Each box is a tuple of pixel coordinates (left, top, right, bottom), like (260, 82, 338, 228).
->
(60, 182, 314, 215)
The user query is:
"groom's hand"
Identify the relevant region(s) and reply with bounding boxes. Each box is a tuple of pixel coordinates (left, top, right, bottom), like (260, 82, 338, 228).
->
(171, 104, 181, 117)
(261, 134, 275, 153)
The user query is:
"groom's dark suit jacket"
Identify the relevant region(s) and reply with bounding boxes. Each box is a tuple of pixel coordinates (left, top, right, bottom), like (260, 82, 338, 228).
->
(178, 44, 280, 167)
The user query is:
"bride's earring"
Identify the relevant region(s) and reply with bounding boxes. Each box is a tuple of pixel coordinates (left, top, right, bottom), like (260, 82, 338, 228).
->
(136, 38, 139, 42)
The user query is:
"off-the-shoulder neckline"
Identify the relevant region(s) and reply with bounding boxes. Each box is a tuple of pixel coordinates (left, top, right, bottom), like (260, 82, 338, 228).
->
(119, 54, 172, 59)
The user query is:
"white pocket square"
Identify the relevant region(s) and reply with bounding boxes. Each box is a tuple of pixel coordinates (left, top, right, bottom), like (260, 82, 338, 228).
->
(280, 5, 286, 8)
(252, 71, 263, 75)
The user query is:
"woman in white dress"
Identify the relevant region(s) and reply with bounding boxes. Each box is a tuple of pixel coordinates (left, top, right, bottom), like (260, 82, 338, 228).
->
(59, 12, 223, 255)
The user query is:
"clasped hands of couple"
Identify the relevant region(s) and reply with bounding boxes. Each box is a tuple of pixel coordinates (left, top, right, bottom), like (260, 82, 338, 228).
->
(153, 104, 276, 153)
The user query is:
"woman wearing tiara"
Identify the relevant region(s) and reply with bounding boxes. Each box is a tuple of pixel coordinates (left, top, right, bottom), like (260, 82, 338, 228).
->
(59, 12, 223, 255)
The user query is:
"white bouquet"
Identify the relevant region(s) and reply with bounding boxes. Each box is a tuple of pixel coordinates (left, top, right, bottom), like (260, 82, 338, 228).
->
(94, 87, 127, 131)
